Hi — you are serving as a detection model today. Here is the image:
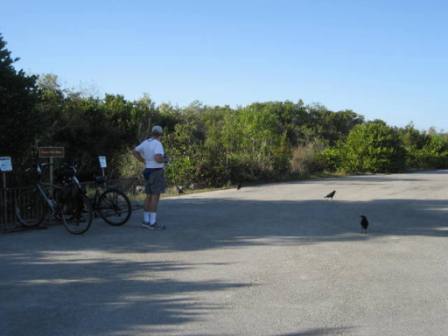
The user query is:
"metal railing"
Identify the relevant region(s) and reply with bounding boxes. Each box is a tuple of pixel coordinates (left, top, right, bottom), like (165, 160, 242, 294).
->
(0, 186, 32, 232)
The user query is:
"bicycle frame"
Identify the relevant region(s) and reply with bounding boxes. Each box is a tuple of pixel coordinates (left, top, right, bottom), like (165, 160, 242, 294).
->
(30, 163, 84, 216)
(35, 183, 58, 214)
(16, 161, 94, 234)
(87, 178, 108, 212)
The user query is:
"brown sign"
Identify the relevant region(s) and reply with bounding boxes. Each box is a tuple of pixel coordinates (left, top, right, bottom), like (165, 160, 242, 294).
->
(38, 147, 65, 158)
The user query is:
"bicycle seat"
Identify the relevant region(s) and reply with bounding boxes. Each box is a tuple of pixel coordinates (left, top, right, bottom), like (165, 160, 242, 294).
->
(95, 176, 106, 184)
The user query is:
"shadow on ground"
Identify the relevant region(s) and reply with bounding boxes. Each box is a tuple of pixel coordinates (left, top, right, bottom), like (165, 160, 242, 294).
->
(131, 196, 448, 252)
(1, 190, 448, 335)
(276, 327, 355, 336)
(0, 251, 248, 335)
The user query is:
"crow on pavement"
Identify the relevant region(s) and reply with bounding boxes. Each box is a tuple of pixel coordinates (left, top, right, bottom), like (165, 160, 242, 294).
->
(324, 190, 336, 199)
(360, 215, 369, 233)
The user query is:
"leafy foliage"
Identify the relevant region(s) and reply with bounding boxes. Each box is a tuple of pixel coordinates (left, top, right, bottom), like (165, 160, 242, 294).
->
(340, 122, 406, 173)
(0, 34, 41, 163)
(2, 33, 448, 186)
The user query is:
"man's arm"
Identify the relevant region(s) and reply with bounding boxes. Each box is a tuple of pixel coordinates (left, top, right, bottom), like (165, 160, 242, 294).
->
(132, 150, 145, 163)
(154, 142, 165, 163)
(154, 153, 164, 163)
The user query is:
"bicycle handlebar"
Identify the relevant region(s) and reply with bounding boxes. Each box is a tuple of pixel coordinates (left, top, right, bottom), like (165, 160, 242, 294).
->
(26, 162, 78, 177)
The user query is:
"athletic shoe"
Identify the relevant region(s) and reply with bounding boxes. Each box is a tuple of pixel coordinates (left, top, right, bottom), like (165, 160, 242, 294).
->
(150, 222, 166, 230)
(141, 221, 154, 229)
(142, 221, 166, 230)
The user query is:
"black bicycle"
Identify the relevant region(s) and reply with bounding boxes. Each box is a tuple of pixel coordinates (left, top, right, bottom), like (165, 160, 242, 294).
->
(87, 175, 132, 226)
(15, 162, 93, 234)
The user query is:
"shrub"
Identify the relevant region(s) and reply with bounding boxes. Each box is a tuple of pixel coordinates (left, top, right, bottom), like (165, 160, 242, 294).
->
(340, 122, 406, 173)
(290, 142, 326, 175)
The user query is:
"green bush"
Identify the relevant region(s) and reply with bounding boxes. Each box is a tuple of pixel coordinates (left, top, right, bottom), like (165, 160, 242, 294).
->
(116, 150, 143, 178)
(412, 135, 448, 169)
(319, 146, 343, 172)
(340, 122, 406, 173)
(7, 31, 448, 185)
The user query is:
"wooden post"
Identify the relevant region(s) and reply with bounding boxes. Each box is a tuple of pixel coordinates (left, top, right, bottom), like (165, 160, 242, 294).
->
(49, 157, 54, 197)
(37, 147, 64, 197)
(0, 156, 13, 228)
(2, 173, 7, 228)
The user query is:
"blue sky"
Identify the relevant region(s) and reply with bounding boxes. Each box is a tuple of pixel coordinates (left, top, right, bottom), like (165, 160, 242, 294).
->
(1, 0, 447, 130)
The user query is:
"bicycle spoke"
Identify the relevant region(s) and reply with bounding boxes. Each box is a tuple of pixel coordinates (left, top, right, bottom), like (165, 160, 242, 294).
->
(97, 188, 131, 226)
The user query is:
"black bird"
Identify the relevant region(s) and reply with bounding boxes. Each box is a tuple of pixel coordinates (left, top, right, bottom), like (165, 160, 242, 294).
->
(176, 185, 184, 194)
(237, 183, 242, 190)
(360, 215, 369, 233)
(324, 190, 336, 199)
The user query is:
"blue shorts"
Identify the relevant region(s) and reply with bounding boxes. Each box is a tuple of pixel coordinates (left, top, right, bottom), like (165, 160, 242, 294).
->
(142, 168, 166, 194)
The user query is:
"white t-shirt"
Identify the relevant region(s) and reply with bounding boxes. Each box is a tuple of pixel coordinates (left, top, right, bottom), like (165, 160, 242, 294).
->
(134, 138, 165, 169)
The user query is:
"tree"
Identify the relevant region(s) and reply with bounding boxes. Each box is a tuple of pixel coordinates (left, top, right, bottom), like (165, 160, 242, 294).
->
(35, 74, 65, 146)
(341, 122, 406, 173)
(415, 134, 448, 168)
(0, 34, 41, 161)
(398, 123, 428, 168)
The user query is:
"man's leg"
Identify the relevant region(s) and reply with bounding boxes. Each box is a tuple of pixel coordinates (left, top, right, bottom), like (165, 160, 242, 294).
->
(143, 195, 151, 224)
(144, 195, 152, 211)
(148, 194, 160, 225)
(143, 170, 165, 227)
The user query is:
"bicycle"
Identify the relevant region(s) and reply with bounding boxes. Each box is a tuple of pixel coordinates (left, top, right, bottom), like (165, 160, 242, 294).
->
(15, 162, 93, 234)
(86, 175, 132, 226)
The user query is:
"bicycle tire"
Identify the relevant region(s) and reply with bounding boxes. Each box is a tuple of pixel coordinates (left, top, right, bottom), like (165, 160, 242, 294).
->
(15, 187, 47, 227)
(97, 188, 132, 226)
(60, 193, 93, 234)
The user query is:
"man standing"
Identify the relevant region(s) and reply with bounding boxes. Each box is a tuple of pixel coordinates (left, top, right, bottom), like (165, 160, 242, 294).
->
(132, 125, 167, 230)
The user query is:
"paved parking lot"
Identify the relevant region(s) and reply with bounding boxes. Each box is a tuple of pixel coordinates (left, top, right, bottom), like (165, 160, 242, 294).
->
(1, 171, 448, 335)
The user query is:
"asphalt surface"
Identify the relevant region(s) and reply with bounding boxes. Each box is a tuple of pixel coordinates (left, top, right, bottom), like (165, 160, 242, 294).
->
(1, 171, 448, 336)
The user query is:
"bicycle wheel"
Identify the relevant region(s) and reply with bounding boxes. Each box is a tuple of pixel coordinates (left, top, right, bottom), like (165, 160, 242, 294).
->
(97, 188, 132, 226)
(60, 193, 93, 234)
(15, 187, 47, 227)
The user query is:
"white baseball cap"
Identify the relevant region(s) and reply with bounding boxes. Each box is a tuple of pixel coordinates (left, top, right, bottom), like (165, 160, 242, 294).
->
(151, 125, 163, 135)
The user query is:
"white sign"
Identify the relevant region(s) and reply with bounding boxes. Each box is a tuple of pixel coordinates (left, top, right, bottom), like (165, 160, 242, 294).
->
(98, 156, 107, 168)
(0, 156, 12, 172)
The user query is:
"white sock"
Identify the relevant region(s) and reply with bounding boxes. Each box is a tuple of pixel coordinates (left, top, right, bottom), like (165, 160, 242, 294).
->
(144, 212, 150, 223)
(150, 212, 157, 225)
